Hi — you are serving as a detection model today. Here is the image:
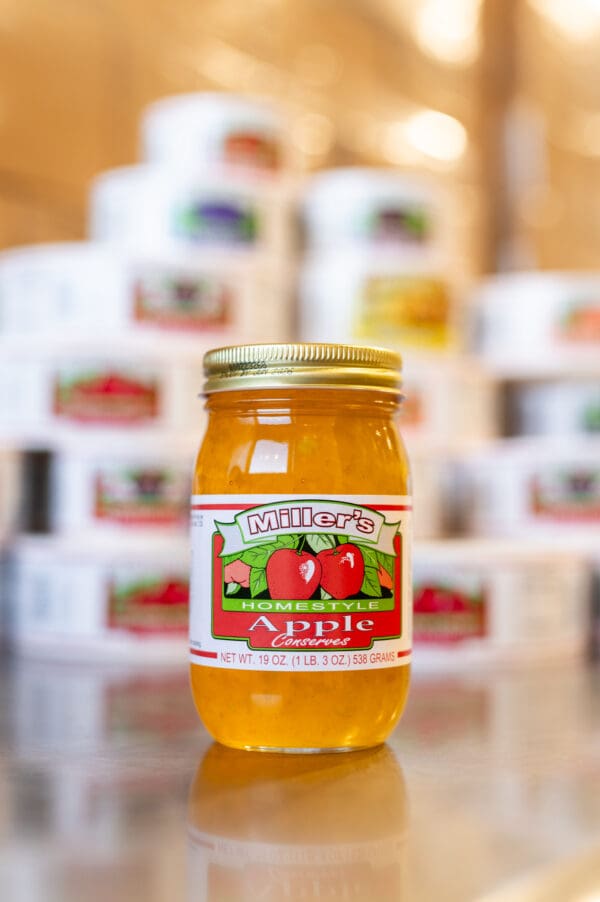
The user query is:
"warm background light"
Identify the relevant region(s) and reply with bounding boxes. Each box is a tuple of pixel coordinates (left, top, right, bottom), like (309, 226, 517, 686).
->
(414, 0, 483, 65)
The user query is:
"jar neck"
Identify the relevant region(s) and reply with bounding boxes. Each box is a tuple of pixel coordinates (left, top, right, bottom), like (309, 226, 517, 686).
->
(204, 388, 403, 417)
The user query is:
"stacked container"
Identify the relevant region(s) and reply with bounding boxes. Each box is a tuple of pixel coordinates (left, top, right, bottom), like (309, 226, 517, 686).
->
(299, 167, 498, 544)
(464, 274, 600, 539)
(300, 169, 454, 353)
(1, 107, 595, 672)
(298, 171, 595, 669)
(0, 92, 293, 660)
(445, 272, 600, 663)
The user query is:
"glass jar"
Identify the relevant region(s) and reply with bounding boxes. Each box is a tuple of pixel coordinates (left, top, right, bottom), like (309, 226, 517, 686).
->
(190, 343, 412, 752)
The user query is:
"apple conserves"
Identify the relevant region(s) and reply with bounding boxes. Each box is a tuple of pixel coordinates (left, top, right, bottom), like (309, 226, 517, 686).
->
(249, 613, 375, 649)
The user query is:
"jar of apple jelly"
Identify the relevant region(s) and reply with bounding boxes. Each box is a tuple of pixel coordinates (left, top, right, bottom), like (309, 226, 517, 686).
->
(190, 343, 412, 752)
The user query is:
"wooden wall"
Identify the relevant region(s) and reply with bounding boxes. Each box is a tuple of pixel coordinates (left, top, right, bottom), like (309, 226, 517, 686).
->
(0, 0, 512, 273)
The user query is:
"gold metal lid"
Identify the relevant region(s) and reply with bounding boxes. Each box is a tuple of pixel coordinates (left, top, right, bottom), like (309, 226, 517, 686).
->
(203, 343, 402, 394)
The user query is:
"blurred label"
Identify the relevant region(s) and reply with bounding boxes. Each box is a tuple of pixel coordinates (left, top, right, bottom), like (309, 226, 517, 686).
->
(366, 205, 429, 244)
(530, 469, 600, 521)
(556, 301, 600, 343)
(94, 466, 189, 526)
(223, 131, 280, 171)
(133, 269, 232, 330)
(108, 573, 189, 634)
(173, 199, 259, 244)
(356, 276, 452, 348)
(413, 578, 487, 644)
(53, 368, 160, 424)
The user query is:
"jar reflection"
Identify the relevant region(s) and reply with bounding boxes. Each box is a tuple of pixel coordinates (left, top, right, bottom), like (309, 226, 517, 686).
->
(187, 743, 409, 902)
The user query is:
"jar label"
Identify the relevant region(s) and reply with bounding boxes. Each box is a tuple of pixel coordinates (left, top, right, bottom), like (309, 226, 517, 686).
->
(16, 560, 189, 639)
(355, 276, 452, 349)
(223, 131, 280, 171)
(413, 576, 487, 644)
(94, 465, 189, 526)
(366, 205, 429, 244)
(172, 199, 259, 244)
(190, 495, 412, 671)
(108, 572, 189, 635)
(53, 367, 160, 424)
(132, 268, 232, 331)
(529, 468, 600, 520)
(556, 300, 600, 343)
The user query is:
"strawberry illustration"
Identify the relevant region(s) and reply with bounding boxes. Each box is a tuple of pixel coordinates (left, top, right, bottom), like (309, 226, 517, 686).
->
(266, 549, 321, 599)
(317, 544, 365, 599)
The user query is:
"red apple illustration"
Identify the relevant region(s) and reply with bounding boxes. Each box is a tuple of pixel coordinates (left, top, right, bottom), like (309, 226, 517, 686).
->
(317, 544, 365, 599)
(266, 549, 321, 599)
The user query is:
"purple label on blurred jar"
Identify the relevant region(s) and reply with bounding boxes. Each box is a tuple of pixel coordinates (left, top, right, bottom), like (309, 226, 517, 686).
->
(368, 206, 429, 244)
(173, 200, 259, 244)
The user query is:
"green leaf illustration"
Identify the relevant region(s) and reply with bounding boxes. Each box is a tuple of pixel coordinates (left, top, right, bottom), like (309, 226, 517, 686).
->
(250, 568, 268, 598)
(275, 534, 299, 549)
(225, 582, 241, 596)
(320, 587, 332, 600)
(307, 534, 336, 553)
(361, 566, 383, 598)
(356, 544, 379, 569)
(375, 550, 394, 579)
(241, 544, 277, 568)
(220, 551, 243, 565)
(337, 535, 348, 544)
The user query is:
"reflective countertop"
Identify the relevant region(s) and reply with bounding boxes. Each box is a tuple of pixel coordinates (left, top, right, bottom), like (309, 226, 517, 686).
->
(1, 654, 600, 901)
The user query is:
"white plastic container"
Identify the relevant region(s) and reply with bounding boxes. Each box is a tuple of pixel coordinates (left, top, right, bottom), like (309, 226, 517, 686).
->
(475, 272, 600, 373)
(141, 93, 286, 175)
(512, 378, 600, 436)
(89, 165, 290, 256)
(0, 449, 22, 544)
(9, 535, 190, 661)
(412, 540, 590, 669)
(49, 438, 195, 536)
(410, 450, 449, 540)
(401, 357, 497, 443)
(459, 438, 600, 536)
(0, 337, 206, 444)
(299, 252, 458, 352)
(0, 242, 291, 343)
(303, 168, 437, 252)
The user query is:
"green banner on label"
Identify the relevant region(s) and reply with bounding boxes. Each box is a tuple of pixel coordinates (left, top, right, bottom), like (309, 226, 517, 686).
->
(221, 597, 395, 613)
